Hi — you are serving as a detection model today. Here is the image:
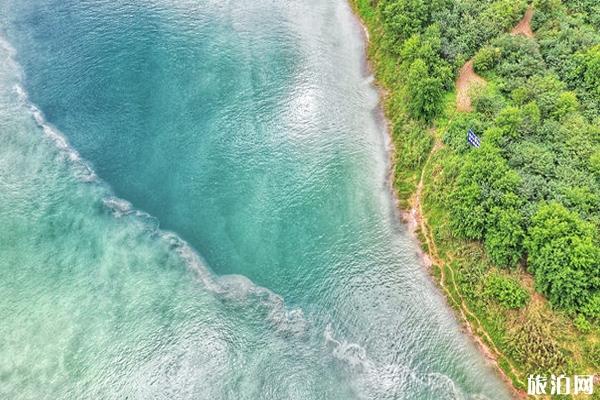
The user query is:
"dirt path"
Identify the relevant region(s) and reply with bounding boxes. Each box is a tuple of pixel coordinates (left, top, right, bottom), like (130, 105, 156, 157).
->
(409, 139, 530, 399)
(456, 60, 486, 112)
(455, 6, 535, 112)
(418, 9, 542, 394)
(512, 8, 534, 38)
(350, 2, 540, 397)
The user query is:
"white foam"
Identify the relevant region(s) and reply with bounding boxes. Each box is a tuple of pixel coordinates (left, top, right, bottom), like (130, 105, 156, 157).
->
(102, 197, 133, 218)
(324, 323, 371, 371)
(157, 230, 312, 336)
(268, 307, 310, 337)
(0, 30, 312, 353)
(19, 86, 98, 182)
(14, 83, 27, 102)
(0, 32, 96, 183)
(323, 323, 479, 399)
(0, 36, 22, 82)
(425, 372, 466, 399)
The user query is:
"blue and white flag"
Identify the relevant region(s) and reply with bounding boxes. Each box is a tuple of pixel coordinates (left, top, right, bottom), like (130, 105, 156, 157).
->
(467, 129, 481, 148)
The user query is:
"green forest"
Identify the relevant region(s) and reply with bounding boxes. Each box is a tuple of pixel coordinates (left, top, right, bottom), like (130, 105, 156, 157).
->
(351, 0, 600, 394)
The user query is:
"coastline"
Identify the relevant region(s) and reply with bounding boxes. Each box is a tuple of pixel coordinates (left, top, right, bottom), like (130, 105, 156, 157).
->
(347, 3, 525, 399)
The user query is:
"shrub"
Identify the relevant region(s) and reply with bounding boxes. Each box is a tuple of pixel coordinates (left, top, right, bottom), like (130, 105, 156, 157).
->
(449, 145, 521, 240)
(471, 85, 506, 118)
(473, 46, 501, 73)
(485, 274, 530, 308)
(484, 207, 525, 268)
(589, 149, 600, 176)
(581, 292, 600, 319)
(574, 314, 592, 333)
(392, 118, 434, 171)
(442, 113, 488, 152)
(506, 315, 567, 374)
(524, 202, 600, 312)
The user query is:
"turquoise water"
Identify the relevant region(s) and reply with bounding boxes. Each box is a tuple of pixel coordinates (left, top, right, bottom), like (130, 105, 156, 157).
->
(0, 0, 512, 398)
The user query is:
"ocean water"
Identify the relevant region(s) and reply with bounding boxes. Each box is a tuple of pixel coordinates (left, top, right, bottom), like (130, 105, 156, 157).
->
(0, 0, 512, 399)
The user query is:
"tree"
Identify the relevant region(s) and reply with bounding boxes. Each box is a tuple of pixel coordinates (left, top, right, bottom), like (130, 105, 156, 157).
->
(473, 46, 501, 73)
(507, 141, 555, 177)
(405, 59, 444, 121)
(450, 145, 522, 239)
(485, 207, 525, 268)
(482, 0, 528, 34)
(495, 106, 523, 138)
(524, 202, 600, 311)
(379, 0, 451, 42)
(552, 91, 579, 120)
(485, 274, 530, 309)
(525, 74, 565, 118)
(571, 45, 600, 96)
(379, 0, 427, 41)
(532, 0, 563, 14)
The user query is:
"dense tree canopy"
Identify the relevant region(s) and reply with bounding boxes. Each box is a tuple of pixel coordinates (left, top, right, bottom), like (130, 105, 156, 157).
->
(365, 0, 600, 316)
(353, 0, 600, 381)
(525, 203, 600, 311)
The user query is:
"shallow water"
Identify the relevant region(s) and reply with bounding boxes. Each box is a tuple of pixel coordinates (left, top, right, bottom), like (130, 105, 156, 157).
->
(0, 0, 512, 398)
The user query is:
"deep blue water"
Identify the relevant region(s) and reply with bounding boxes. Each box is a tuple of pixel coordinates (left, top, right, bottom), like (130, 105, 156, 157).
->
(0, 0, 512, 398)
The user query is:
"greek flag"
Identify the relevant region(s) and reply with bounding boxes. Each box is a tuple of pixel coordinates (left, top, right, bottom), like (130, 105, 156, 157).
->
(467, 129, 481, 148)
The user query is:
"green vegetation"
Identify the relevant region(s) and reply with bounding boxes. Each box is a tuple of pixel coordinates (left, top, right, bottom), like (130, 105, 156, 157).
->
(485, 273, 530, 309)
(473, 46, 502, 73)
(506, 314, 567, 375)
(526, 202, 600, 313)
(351, 0, 600, 390)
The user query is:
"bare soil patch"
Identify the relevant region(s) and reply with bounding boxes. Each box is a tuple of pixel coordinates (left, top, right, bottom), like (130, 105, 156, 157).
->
(456, 60, 486, 112)
(512, 8, 534, 38)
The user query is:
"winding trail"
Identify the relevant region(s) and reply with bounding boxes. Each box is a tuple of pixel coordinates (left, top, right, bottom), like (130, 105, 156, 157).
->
(455, 7, 534, 112)
(352, 2, 540, 398)
(411, 139, 530, 399)
(412, 8, 541, 397)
